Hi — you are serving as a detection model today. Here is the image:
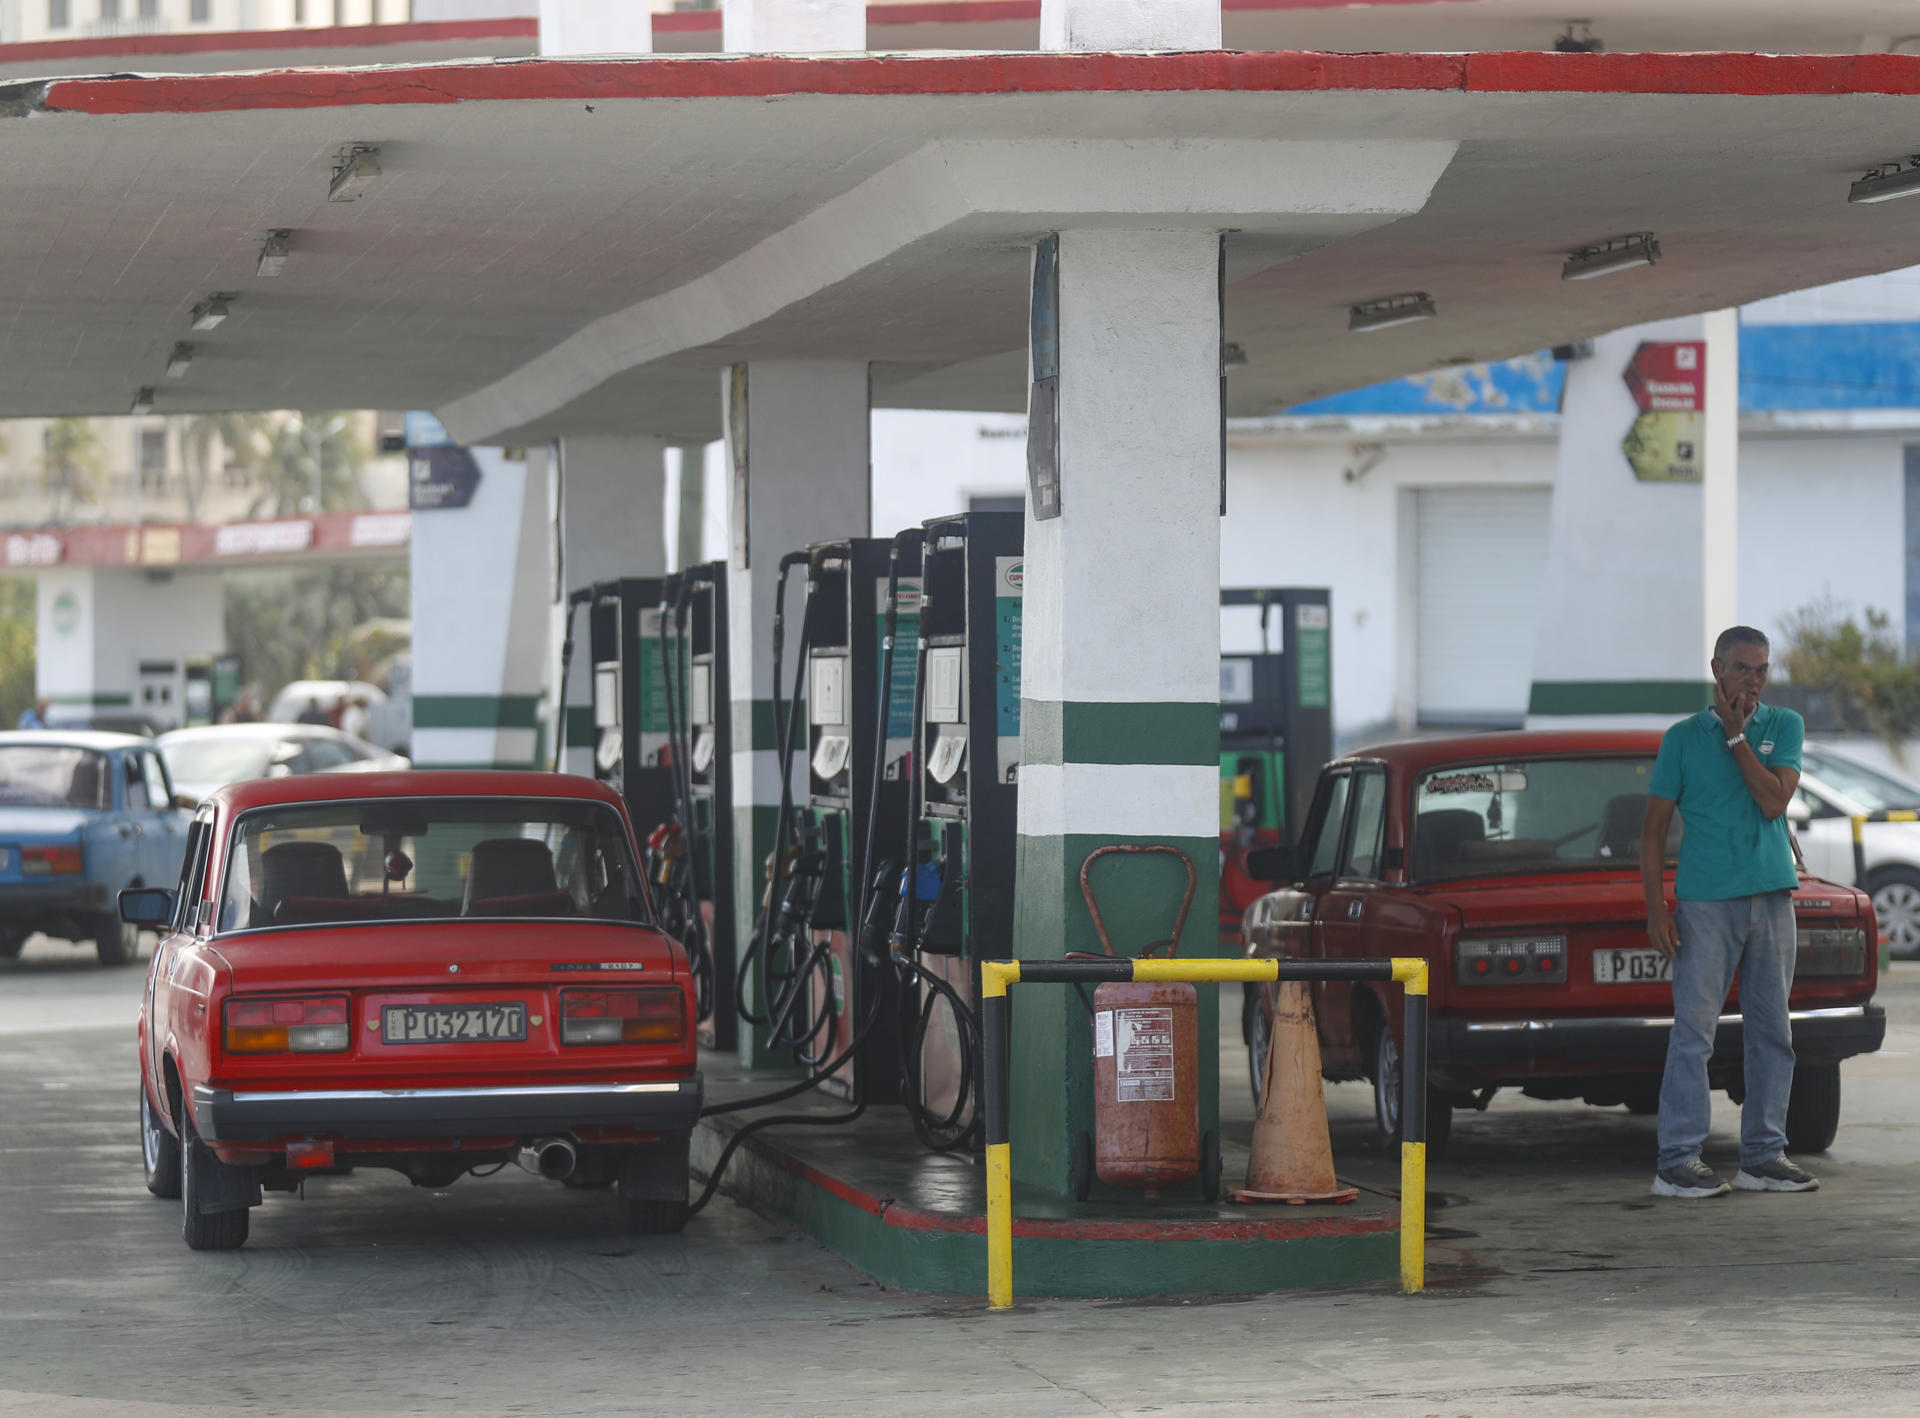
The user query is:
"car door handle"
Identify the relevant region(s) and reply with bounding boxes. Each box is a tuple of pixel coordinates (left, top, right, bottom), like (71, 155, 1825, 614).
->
(1347, 900, 1363, 919)
(118, 824, 133, 838)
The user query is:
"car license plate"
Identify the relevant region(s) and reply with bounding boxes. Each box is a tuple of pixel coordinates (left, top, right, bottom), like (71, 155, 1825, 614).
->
(382, 1003, 527, 1044)
(1592, 949, 1672, 984)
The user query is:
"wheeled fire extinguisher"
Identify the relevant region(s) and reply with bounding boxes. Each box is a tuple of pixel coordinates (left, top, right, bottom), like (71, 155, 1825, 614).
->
(1069, 844, 1222, 1204)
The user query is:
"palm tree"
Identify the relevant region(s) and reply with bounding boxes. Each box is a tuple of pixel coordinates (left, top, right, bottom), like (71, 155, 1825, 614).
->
(247, 412, 367, 518)
(41, 418, 104, 522)
(178, 411, 274, 523)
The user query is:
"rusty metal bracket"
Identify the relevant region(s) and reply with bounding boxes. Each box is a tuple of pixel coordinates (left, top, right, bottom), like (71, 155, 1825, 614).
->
(1078, 844, 1197, 959)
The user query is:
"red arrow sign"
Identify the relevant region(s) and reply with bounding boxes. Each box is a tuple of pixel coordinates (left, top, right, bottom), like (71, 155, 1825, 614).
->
(1622, 340, 1705, 413)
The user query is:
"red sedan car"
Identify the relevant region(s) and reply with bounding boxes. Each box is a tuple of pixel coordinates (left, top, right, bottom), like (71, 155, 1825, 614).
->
(1242, 732, 1885, 1152)
(127, 771, 700, 1250)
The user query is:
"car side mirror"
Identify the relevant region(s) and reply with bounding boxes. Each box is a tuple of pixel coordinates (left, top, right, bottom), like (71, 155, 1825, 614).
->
(171, 793, 197, 811)
(118, 886, 176, 927)
(266, 762, 293, 778)
(1244, 844, 1294, 884)
(1786, 796, 1812, 825)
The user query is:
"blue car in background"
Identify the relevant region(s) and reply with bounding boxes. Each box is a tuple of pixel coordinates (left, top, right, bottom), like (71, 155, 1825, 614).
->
(0, 731, 190, 966)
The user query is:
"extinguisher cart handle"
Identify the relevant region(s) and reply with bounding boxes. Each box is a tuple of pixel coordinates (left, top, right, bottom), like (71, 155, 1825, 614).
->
(1077, 843, 1197, 959)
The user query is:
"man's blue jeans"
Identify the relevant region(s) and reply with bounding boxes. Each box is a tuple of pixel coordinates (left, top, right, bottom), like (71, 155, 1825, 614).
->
(1656, 890, 1798, 1169)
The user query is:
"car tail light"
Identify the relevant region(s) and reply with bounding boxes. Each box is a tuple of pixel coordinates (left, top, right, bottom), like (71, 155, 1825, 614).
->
(561, 987, 685, 1045)
(1795, 927, 1867, 978)
(21, 845, 82, 875)
(224, 995, 350, 1054)
(1456, 935, 1566, 986)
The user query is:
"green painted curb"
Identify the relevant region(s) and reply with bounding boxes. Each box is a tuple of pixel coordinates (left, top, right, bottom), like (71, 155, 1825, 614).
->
(1528, 680, 1711, 716)
(692, 1121, 1399, 1298)
(1023, 700, 1219, 767)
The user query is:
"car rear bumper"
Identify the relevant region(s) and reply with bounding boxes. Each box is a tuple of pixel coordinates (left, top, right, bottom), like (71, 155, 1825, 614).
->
(191, 1076, 703, 1142)
(0, 881, 105, 916)
(1430, 1004, 1885, 1080)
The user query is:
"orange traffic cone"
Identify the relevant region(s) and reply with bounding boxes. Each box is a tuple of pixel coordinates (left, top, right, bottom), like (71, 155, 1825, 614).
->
(1230, 981, 1358, 1204)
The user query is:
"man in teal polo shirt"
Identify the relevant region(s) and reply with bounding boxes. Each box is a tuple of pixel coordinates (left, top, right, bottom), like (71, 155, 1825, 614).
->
(1641, 626, 1817, 1198)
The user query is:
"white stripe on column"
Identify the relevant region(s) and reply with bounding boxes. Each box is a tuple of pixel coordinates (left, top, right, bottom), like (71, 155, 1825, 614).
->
(1016, 763, 1218, 840)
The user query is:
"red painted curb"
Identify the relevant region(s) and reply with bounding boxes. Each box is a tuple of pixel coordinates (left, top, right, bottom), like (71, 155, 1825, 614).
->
(0, 16, 533, 65)
(38, 49, 1920, 116)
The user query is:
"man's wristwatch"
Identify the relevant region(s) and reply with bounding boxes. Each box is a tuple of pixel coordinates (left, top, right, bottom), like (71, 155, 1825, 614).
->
(1726, 733, 1745, 750)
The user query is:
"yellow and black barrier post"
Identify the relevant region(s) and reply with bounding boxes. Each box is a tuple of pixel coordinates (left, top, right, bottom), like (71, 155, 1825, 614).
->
(980, 955, 1430, 1310)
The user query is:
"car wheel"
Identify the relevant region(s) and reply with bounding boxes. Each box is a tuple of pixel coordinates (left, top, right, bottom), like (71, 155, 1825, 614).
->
(179, 1103, 250, 1251)
(1243, 985, 1271, 1108)
(1621, 1078, 1662, 1116)
(623, 1198, 691, 1234)
(93, 914, 138, 968)
(1869, 867, 1920, 960)
(141, 1082, 181, 1199)
(1785, 1061, 1842, 1154)
(618, 1135, 690, 1233)
(1370, 1016, 1451, 1153)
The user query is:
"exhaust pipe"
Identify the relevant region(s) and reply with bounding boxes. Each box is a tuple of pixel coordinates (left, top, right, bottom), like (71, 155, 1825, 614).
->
(516, 1136, 577, 1181)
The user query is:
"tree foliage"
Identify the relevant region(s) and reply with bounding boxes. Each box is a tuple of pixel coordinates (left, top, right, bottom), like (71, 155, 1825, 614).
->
(0, 578, 35, 729)
(224, 566, 409, 708)
(1778, 597, 1920, 746)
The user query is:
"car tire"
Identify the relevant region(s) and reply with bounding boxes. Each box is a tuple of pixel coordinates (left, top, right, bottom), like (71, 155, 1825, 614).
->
(1243, 984, 1271, 1108)
(141, 1081, 181, 1199)
(623, 1198, 691, 1235)
(93, 914, 138, 968)
(618, 1135, 690, 1233)
(1868, 867, 1920, 960)
(1785, 1061, 1842, 1155)
(1370, 1016, 1452, 1154)
(1621, 1078, 1662, 1115)
(179, 1104, 250, 1251)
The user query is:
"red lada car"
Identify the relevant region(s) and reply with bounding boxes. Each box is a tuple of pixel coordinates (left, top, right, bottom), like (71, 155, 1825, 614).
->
(1241, 732, 1886, 1152)
(126, 771, 700, 1250)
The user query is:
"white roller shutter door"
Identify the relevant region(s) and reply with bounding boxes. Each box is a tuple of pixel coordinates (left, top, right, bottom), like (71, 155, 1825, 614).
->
(1416, 486, 1552, 726)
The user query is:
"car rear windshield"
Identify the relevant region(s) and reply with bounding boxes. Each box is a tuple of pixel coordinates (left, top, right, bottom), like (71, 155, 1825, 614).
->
(0, 746, 110, 809)
(217, 796, 651, 933)
(161, 737, 274, 786)
(1412, 756, 1680, 881)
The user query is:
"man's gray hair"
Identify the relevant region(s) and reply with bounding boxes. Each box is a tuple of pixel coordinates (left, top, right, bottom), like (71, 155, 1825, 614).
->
(1713, 626, 1770, 662)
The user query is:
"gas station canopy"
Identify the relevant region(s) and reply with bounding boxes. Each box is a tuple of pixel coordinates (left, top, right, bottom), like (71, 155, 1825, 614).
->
(8, 50, 1920, 442)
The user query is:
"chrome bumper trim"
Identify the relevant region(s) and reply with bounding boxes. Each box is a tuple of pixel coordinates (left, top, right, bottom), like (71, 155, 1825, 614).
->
(224, 1081, 686, 1104)
(1461, 1005, 1873, 1035)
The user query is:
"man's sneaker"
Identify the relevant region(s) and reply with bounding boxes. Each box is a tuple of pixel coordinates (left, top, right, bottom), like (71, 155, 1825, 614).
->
(1733, 1155, 1820, 1193)
(1652, 1158, 1732, 1198)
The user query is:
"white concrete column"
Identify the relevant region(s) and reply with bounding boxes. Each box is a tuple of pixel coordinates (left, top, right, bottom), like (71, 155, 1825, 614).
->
(554, 434, 669, 777)
(722, 0, 864, 52)
(1040, 0, 1220, 50)
(670, 443, 708, 573)
(538, 0, 652, 55)
(1526, 314, 1724, 727)
(1013, 228, 1224, 1191)
(723, 359, 870, 1062)
(411, 446, 555, 767)
(1701, 308, 1740, 665)
(35, 566, 224, 730)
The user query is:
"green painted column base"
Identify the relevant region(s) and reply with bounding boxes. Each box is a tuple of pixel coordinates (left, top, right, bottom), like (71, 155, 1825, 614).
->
(1011, 831, 1222, 1197)
(692, 1115, 1398, 1299)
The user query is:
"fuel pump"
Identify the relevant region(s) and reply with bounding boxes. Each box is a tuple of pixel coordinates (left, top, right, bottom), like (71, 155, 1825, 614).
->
(883, 510, 1023, 1147)
(665, 562, 738, 1052)
(581, 578, 679, 840)
(799, 537, 923, 1103)
(1218, 588, 1332, 940)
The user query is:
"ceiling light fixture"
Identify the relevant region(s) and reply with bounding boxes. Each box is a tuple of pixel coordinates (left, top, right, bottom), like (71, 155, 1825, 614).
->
(256, 229, 291, 278)
(327, 145, 382, 203)
(1849, 157, 1920, 204)
(189, 295, 231, 331)
(166, 343, 194, 379)
(1562, 232, 1660, 280)
(130, 387, 155, 415)
(1349, 293, 1437, 333)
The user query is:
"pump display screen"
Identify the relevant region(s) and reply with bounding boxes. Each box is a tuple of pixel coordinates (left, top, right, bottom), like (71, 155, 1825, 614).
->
(690, 663, 712, 728)
(925, 647, 964, 725)
(810, 656, 847, 728)
(593, 664, 620, 729)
